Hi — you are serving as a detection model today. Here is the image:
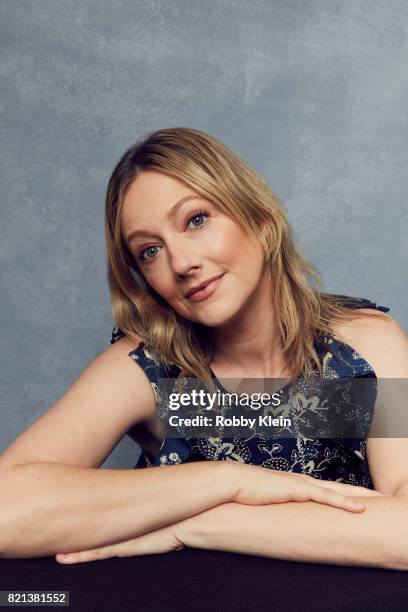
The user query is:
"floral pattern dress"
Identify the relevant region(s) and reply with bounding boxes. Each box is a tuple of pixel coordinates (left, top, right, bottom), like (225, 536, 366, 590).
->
(110, 296, 389, 488)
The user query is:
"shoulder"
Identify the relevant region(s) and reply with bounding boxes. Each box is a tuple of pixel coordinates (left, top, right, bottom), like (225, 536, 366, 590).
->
(330, 309, 408, 377)
(110, 326, 144, 354)
(109, 333, 142, 350)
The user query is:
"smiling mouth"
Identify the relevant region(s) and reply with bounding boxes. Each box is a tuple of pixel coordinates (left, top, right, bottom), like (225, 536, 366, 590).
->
(186, 273, 226, 302)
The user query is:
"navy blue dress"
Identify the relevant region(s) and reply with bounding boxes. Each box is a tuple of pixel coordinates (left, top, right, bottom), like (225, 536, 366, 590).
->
(110, 296, 389, 489)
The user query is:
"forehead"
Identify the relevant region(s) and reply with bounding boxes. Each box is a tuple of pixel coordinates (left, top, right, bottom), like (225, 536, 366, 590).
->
(121, 171, 199, 222)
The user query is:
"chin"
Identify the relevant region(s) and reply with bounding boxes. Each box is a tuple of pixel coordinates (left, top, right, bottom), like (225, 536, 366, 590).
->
(191, 301, 244, 328)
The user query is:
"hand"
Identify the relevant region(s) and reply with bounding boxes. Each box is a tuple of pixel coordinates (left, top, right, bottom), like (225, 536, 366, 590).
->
(55, 523, 184, 565)
(234, 464, 388, 512)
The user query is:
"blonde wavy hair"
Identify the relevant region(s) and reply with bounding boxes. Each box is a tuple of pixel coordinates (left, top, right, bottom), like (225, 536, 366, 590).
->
(105, 127, 386, 392)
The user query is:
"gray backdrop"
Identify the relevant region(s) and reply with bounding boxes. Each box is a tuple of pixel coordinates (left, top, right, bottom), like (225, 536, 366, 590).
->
(1, 0, 407, 468)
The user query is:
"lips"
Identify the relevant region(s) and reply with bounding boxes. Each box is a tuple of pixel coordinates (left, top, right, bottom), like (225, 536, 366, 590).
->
(186, 272, 225, 302)
(186, 272, 224, 297)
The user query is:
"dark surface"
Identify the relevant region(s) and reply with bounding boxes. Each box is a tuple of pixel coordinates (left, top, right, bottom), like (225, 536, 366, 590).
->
(1, 548, 407, 611)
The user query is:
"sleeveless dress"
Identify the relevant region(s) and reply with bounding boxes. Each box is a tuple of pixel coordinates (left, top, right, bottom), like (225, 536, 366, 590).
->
(110, 295, 389, 489)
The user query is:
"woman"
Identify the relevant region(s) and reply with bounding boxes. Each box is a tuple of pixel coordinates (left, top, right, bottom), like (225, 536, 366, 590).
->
(1, 128, 407, 570)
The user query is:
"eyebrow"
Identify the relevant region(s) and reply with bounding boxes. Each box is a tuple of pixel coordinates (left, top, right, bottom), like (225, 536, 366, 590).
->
(126, 195, 205, 245)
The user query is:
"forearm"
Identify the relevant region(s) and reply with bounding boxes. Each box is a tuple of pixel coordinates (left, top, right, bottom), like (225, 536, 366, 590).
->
(0, 460, 237, 558)
(182, 495, 408, 571)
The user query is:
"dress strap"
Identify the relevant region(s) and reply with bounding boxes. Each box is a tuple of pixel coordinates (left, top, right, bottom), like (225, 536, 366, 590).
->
(111, 325, 126, 344)
(321, 295, 391, 377)
(327, 294, 390, 313)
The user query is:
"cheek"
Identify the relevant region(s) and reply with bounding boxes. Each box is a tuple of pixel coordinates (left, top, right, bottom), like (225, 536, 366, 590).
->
(203, 231, 231, 260)
(226, 227, 263, 267)
(146, 269, 185, 302)
(143, 269, 172, 297)
(208, 220, 249, 262)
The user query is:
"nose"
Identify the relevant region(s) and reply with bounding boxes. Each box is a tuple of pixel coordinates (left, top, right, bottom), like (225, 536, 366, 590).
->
(166, 236, 201, 277)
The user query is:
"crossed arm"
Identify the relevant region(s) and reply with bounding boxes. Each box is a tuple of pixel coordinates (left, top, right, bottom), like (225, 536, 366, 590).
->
(176, 487, 408, 571)
(55, 478, 408, 570)
(55, 314, 408, 570)
(174, 316, 408, 571)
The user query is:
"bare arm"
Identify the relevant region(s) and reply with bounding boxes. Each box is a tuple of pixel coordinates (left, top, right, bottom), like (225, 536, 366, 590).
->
(0, 459, 381, 560)
(0, 459, 237, 559)
(0, 334, 239, 559)
(179, 492, 408, 571)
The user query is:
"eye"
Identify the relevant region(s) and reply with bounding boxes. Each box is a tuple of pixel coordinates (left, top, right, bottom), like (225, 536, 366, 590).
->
(186, 210, 208, 229)
(138, 245, 160, 262)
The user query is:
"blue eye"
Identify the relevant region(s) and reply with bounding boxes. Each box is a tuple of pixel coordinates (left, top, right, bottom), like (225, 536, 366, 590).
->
(187, 211, 208, 228)
(139, 246, 160, 261)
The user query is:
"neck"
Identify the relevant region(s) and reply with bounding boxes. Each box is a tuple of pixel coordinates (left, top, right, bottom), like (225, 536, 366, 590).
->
(210, 275, 291, 379)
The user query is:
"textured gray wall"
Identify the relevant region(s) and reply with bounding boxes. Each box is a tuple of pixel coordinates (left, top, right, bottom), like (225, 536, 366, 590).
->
(1, 1, 407, 467)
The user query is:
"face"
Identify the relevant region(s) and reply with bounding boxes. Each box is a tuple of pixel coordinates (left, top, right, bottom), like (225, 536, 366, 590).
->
(121, 170, 268, 328)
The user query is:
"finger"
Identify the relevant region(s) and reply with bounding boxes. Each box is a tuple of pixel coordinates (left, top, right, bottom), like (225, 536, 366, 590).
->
(55, 553, 80, 564)
(306, 486, 366, 512)
(56, 547, 113, 564)
(288, 481, 364, 511)
(313, 481, 386, 497)
(296, 475, 386, 497)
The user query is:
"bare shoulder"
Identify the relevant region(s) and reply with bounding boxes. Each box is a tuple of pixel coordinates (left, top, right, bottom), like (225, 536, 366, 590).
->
(107, 332, 141, 352)
(330, 308, 408, 377)
(0, 332, 157, 472)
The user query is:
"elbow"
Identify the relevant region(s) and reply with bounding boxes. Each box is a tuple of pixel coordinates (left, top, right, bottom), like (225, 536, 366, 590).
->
(0, 500, 60, 559)
(0, 500, 26, 558)
(0, 515, 18, 559)
(382, 556, 408, 572)
(381, 496, 408, 571)
(0, 476, 33, 559)
(382, 545, 408, 572)
(379, 523, 408, 572)
(0, 516, 49, 560)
